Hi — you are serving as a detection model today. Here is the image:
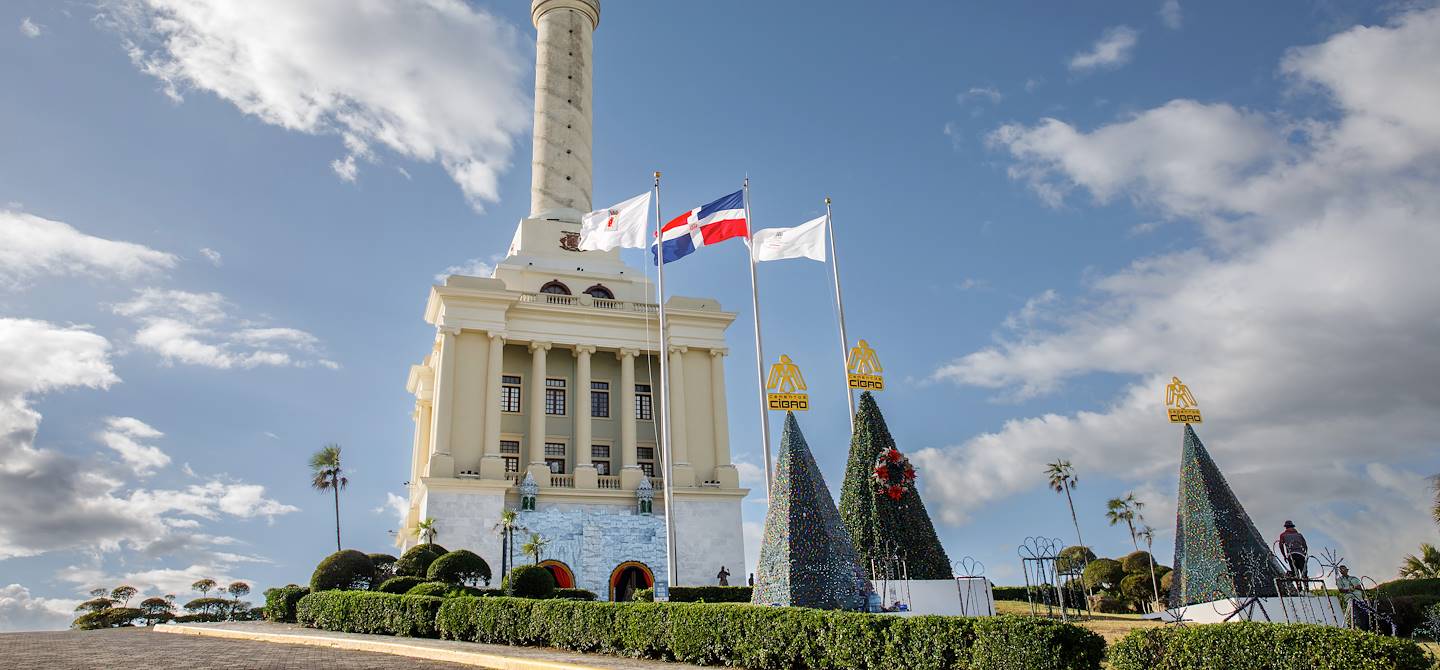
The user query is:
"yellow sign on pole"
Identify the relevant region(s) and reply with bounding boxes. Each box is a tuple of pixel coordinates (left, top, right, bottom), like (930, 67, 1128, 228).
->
(766, 354, 809, 411)
(846, 339, 884, 391)
(1164, 376, 1202, 423)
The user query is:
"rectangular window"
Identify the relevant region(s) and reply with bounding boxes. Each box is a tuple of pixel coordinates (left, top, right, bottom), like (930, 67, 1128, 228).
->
(545, 378, 566, 415)
(635, 384, 653, 421)
(637, 444, 657, 477)
(590, 381, 610, 418)
(546, 459, 566, 474)
(640, 462, 655, 476)
(590, 445, 610, 459)
(503, 457, 519, 472)
(499, 440, 520, 454)
(500, 375, 522, 413)
(544, 442, 566, 457)
(590, 445, 611, 476)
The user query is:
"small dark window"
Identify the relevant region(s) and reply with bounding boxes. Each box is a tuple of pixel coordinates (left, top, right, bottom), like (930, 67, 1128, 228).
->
(584, 284, 615, 300)
(540, 280, 571, 295)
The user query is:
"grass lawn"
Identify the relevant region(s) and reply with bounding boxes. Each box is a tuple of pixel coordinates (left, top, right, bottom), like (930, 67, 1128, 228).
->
(993, 600, 1164, 643)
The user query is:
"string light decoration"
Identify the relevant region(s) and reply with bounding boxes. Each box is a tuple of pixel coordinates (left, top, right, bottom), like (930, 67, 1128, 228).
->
(871, 448, 916, 501)
(1169, 424, 1284, 607)
(751, 412, 872, 610)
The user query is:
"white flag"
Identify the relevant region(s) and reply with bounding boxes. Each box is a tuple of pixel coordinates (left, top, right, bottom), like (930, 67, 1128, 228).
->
(579, 191, 652, 251)
(751, 215, 827, 262)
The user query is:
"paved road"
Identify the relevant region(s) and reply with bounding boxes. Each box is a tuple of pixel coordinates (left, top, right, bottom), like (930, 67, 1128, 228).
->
(0, 627, 475, 669)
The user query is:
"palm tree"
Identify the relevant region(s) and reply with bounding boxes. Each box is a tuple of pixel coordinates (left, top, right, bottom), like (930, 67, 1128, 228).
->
(1107, 493, 1161, 607)
(190, 579, 216, 597)
(309, 444, 348, 551)
(1400, 543, 1440, 579)
(520, 532, 549, 564)
(1045, 460, 1087, 552)
(492, 510, 524, 580)
(414, 517, 438, 545)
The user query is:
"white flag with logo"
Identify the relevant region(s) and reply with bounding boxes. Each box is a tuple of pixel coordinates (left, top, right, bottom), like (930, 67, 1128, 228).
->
(579, 191, 652, 251)
(751, 215, 827, 262)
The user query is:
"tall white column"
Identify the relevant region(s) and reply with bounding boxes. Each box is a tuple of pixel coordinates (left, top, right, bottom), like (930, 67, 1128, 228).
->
(573, 345, 595, 469)
(668, 346, 694, 487)
(428, 327, 459, 477)
(480, 333, 506, 480)
(529, 0, 599, 219)
(710, 349, 732, 466)
(618, 348, 641, 489)
(527, 341, 551, 467)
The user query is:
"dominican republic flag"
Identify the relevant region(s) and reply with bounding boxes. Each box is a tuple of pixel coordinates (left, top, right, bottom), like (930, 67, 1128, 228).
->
(650, 190, 748, 264)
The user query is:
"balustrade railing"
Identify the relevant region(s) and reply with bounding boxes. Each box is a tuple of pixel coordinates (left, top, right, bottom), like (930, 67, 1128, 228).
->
(550, 473, 575, 488)
(518, 292, 657, 314)
(597, 475, 621, 489)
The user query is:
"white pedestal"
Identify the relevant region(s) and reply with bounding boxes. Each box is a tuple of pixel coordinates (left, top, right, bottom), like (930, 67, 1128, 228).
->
(1145, 596, 1344, 626)
(870, 579, 996, 617)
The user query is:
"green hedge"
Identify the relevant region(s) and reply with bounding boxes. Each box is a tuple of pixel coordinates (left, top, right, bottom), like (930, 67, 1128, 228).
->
(554, 588, 598, 601)
(433, 596, 1104, 670)
(262, 585, 310, 623)
(992, 586, 1031, 602)
(633, 586, 752, 603)
(296, 591, 444, 638)
(1107, 621, 1430, 670)
(1389, 595, 1440, 636)
(1377, 578, 1440, 598)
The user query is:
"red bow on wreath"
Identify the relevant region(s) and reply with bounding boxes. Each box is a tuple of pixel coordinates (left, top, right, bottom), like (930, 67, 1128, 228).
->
(872, 448, 917, 501)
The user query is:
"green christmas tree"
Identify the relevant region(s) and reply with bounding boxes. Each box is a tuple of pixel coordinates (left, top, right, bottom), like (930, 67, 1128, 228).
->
(751, 412, 871, 610)
(839, 392, 953, 580)
(1169, 424, 1283, 607)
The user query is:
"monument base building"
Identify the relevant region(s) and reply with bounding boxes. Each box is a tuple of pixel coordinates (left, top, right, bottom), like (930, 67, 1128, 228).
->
(396, 0, 747, 600)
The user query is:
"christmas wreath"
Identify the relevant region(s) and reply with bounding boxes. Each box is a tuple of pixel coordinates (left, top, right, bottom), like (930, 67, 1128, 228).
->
(871, 448, 916, 501)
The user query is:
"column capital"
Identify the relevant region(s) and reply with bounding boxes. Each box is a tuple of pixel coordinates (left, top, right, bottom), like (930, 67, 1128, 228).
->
(709, 348, 729, 358)
(617, 348, 639, 359)
(438, 325, 462, 336)
(572, 344, 597, 356)
(668, 345, 689, 355)
(487, 331, 507, 343)
(528, 341, 552, 353)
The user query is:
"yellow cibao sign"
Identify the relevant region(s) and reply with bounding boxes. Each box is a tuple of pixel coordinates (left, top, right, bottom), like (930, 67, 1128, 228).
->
(1165, 376, 1202, 423)
(846, 339, 884, 391)
(766, 354, 809, 411)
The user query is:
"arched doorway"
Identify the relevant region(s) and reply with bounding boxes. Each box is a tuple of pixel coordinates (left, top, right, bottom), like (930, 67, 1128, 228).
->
(609, 561, 654, 602)
(538, 560, 575, 589)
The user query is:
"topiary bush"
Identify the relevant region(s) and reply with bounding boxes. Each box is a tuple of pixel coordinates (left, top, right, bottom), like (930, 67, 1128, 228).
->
(1388, 595, 1440, 636)
(262, 585, 310, 623)
(72, 607, 144, 629)
(1108, 621, 1430, 670)
(1120, 573, 1156, 606)
(310, 549, 377, 591)
(1083, 558, 1124, 591)
(990, 586, 1032, 602)
(426, 550, 491, 587)
(296, 591, 443, 637)
(1057, 546, 1097, 574)
(666, 586, 752, 603)
(431, 597, 1106, 670)
(1120, 551, 1154, 574)
(504, 564, 555, 599)
(405, 582, 454, 598)
(395, 544, 445, 578)
(1376, 578, 1440, 598)
(377, 576, 426, 594)
(553, 588, 598, 601)
(368, 553, 399, 582)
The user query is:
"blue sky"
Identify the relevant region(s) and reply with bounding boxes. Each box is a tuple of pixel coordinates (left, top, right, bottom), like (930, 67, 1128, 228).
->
(4, 0, 1440, 629)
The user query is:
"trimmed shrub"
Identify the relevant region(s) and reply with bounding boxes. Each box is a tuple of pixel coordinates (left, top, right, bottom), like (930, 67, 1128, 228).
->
(1057, 546, 1097, 574)
(1089, 593, 1127, 614)
(262, 585, 310, 623)
(368, 553, 399, 581)
(991, 586, 1031, 602)
(666, 586, 752, 603)
(1120, 573, 1156, 604)
(1389, 595, 1440, 636)
(1083, 558, 1124, 591)
(553, 588, 598, 601)
(395, 545, 444, 578)
(1108, 621, 1430, 670)
(426, 549, 492, 587)
(377, 576, 426, 594)
(432, 597, 1105, 670)
(504, 564, 555, 599)
(1376, 578, 1440, 598)
(1120, 551, 1154, 574)
(406, 582, 453, 598)
(296, 591, 443, 637)
(72, 607, 144, 629)
(310, 549, 376, 591)
(632, 587, 654, 602)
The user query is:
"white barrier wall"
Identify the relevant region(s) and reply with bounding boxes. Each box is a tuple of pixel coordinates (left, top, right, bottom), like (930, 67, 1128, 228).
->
(871, 579, 996, 617)
(1147, 596, 1345, 626)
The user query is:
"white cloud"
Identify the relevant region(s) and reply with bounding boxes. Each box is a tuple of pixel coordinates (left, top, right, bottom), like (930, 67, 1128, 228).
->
(435, 256, 498, 282)
(924, 7, 1440, 579)
(1069, 26, 1140, 72)
(105, 0, 531, 210)
(958, 86, 1003, 105)
(0, 584, 77, 632)
(1160, 0, 1183, 30)
(198, 247, 221, 266)
(0, 210, 176, 288)
(19, 18, 43, 38)
(375, 493, 408, 526)
(98, 416, 171, 476)
(114, 288, 332, 369)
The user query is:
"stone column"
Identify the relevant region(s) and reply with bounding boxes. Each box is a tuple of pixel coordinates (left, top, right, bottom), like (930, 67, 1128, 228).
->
(529, 0, 599, 220)
(618, 348, 642, 490)
(480, 333, 507, 480)
(427, 327, 458, 477)
(711, 349, 739, 488)
(526, 341, 552, 486)
(667, 346, 694, 488)
(573, 345, 598, 488)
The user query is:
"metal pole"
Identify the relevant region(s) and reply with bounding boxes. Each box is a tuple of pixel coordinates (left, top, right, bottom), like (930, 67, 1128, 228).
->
(653, 171, 678, 591)
(824, 198, 855, 429)
(744, 177, 773, 494)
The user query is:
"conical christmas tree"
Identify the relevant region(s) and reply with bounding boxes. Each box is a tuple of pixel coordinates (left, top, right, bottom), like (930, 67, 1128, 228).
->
(839, 392, 953, 579)
(1169, 424, 1283, 607)
(751, 412, 871, 610)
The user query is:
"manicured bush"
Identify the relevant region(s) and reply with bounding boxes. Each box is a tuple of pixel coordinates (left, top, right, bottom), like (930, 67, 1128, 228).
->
(1088, 593, 1127, 614)
(1376, 578, 1440, 598)
(1120, 573, 1155, 604)
(990, 586, 1031, 602)
(377, 576, 426, 594)
(1388, 595, 1440, 636)
(633, 587, 654, 602)
(666, 586, 752, 603)
(553, 588, 598, 601)
(310, 549, 376, 591)
(395, 544, 445, 578)
(1120, 551, 1154, 574)
(262, 585, 310, 623)
(72, 607, 144, 629)
(426, 549, 492, 587)
(1083, 559, 1124, 591)
(296, 590, 443, 637)
(1108, 621, 1430, 670)
(1057, 546, 1097, 574)
(368, 553, 398, 581)
(406, 582, 454, 598)
(432, 597, 1105, 670)
(504, 564, 555, 599)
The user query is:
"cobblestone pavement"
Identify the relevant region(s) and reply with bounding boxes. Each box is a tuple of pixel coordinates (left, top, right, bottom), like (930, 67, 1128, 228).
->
(0, 627, 476, 669)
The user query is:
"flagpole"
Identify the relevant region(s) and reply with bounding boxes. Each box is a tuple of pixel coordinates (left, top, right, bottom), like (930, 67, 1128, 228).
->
(654, 171, 679, 591)
(744, 177, 774, 493)
(825, 197, 856, 429)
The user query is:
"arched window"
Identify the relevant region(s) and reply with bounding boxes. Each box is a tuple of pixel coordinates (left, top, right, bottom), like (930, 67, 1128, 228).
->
(540, 280, 571, 295)
(538, 560, 576, 589)
(609, 561, 654, 602)
(584, 284, 614, 300)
